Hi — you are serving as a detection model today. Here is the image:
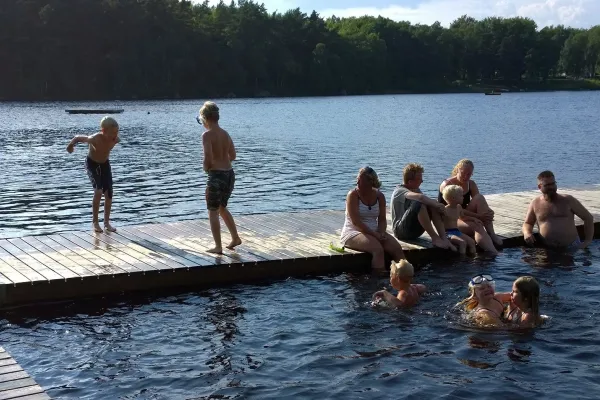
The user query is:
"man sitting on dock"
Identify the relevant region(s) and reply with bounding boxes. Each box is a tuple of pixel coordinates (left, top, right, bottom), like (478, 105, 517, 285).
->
(391, 163, 456, 251)
(523, 170, 594, 249)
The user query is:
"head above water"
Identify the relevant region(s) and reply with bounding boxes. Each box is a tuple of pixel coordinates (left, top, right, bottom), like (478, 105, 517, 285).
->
(442, 184, 463, 205)
(461, 274, 496, 311)
(537, 170, 557, 197)
(403, 163, 424, 189)
(512, 276, 540, 315)
(199, 101, 220, 125)
(356, 166, 381, 189)
(390, 259, 414, 288)
(451, 159, 474, 183)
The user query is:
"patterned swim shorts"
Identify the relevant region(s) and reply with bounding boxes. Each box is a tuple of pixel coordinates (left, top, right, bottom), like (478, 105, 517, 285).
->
(206, 169, 235, 210)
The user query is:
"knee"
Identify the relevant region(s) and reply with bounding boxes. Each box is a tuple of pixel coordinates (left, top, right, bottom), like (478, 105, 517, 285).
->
(105, 188, 113, 199)
(93, 189, 103, 199)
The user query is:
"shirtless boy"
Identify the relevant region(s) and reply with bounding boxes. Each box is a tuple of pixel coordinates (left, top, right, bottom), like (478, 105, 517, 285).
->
(198, 101, 242, 254)
(67, 116, 120, 233)
(523, 170, 594, 249)
(372, 259, 426, 308)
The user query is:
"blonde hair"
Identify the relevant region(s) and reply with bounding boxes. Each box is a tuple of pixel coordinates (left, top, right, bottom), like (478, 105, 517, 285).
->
(358, 167, 381, 189)
(403, 163, 424, 184)
(514, 276, 540, 316)
(451, 159, 474, 177)
(458, 286, 478, 311)
(442, 184, 463, 203)
(199, 101, 220, 122)
(100, 116, 119, 129)
(390, 259, 414, 280)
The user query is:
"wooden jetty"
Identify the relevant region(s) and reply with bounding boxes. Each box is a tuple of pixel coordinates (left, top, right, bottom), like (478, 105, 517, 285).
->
(0, 347, 50, 399)
(0, 187, 599, 307)
(65, 109, 124, 115)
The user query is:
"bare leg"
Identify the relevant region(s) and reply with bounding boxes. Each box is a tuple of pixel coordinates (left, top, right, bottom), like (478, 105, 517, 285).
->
(103, 192, 116, 232)
(430, 209, 457, 252)
(418, 206, 455, 250)
(207, 209, 223, 254)
(219, 206, 242, 250)
(449, 236, 467, 255)
(345, 233, 386, 270)
(92, 190, 103, 233)
(468, 194, 503, 247)
(381, 232, 405, 261)
(460, 219, 498, 255)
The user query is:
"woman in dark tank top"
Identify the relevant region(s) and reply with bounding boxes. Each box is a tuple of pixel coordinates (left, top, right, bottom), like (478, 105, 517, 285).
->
(439, 159, 503, 250)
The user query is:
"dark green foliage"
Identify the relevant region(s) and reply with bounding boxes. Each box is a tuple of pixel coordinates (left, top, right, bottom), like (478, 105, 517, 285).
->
(0, 0, 598, 100)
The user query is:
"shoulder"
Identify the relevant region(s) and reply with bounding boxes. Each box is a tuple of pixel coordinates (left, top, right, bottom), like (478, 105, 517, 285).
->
(440, 178, 452, 189)
(377, 190, 386, 201)
(392, 185, 407, 196)
(346, 189, 358, 200)
(469, 180, 478, 189)
(396, 290, 409, 302)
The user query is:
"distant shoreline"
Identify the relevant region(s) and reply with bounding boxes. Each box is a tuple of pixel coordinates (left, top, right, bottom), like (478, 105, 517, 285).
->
(1, 79, 598, 102)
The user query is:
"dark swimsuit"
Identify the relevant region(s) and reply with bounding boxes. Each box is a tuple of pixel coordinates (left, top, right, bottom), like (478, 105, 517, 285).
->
(477, 298, 505, 319)
(438, 180, 472, 208)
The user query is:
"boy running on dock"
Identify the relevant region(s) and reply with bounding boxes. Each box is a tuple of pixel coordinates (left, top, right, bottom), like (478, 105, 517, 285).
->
(198, 101, 242, 254)
(67, 116, 120, 233)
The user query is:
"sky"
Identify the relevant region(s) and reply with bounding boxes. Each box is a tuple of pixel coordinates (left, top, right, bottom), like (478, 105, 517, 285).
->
(205, 0, 600, 29)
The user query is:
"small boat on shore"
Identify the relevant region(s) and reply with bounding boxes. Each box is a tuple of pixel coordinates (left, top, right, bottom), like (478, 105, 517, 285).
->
(65, 109, 124, 114)
(484, 90, 501, 96)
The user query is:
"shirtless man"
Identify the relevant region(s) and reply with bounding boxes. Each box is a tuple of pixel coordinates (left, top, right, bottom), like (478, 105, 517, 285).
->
(523, 170, 594, 249)
(67, 116, 120, 233)
(199, 101, 242, 254)
(391, 163, 456, 251)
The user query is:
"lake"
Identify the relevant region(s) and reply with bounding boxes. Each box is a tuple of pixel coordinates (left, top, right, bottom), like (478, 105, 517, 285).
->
(1, 91, 599, 238)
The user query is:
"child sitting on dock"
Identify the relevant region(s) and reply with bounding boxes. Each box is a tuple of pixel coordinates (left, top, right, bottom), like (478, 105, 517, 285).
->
(500, 276, 543, 327)
(372, 260, 426, 307)
(442, 185, 478, 255)
(67, 116, 120, 233)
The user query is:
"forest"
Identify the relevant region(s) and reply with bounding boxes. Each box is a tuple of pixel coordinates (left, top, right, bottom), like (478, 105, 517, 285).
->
(1, 0, 599, 100)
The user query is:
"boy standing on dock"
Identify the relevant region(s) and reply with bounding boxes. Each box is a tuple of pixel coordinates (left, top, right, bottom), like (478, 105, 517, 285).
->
(67, 116, 120, 233)
(198, 101, 242, 254)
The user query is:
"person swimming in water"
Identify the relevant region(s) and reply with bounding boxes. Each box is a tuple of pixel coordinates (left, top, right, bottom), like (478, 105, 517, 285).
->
(372, 259, 426, 308)
(501, 276, 543, 328)
(458, 274, 506, 326)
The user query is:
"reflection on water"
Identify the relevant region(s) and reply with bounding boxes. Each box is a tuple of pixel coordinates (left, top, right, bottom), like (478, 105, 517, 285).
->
(1, 245, 598, 398)
(2, 92, 600, 239)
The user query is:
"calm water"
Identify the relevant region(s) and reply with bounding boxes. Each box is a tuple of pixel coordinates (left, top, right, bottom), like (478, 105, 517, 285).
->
(2, 245, 600, 399)
(1, 92, 600, 238)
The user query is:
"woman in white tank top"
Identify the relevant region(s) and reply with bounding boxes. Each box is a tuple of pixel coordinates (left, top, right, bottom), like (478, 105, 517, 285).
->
(340, 167, 405, 270)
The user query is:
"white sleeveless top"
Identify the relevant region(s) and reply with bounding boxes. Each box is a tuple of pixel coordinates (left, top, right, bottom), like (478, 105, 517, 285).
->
(340, 191, 381, 245)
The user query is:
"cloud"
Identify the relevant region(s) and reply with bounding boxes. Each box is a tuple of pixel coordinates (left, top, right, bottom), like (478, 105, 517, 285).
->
(318, 0, 600, 28)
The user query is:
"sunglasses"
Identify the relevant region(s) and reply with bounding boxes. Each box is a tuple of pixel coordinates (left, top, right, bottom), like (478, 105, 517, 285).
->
(195, 115, 204, 125)
(470, 274, 494, 285)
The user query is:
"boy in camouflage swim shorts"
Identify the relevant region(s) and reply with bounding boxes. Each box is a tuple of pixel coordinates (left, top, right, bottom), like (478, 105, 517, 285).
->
(199, 101, 242, 254)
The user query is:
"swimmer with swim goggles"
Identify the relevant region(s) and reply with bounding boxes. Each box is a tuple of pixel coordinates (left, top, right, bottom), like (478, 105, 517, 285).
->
(469, 274, 496, 291)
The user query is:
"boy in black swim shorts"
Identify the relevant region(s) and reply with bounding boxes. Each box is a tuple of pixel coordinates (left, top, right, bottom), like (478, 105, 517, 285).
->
(67, 116, 120, 233)
(199, 101, 242, 254)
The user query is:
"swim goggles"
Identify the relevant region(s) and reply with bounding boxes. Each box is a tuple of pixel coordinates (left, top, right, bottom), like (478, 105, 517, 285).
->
(469, 274, 494, 286)
(196, 115, 204, 125)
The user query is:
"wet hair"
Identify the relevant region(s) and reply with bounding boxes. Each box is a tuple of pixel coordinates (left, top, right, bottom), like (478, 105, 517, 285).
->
(451, 159, 474, 177)
(199, 101, 220, 122)
(514, 276, 540, 316)
(358, 166, 381, 189)
(100, 116, 119, 129)
(458, 281, 495, 311)
(390, 259, 414, 280)
(402, 163, 424, 184)
(442, 184, 463, 203)
(537, 170, 555, 181)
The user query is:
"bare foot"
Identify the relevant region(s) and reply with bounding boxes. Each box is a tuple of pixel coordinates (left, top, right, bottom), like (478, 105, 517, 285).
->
(226, 237, 242, 250)
(104, 223, 117, 233)
(93, 222, 103, 233)
(207, 247, 223, 254)
(492, 235, 503, 247)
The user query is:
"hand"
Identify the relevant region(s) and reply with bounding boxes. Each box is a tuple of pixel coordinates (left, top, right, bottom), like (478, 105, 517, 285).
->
(524, 233, 535, 246)
(479, 210, 494, 223)
(66, 143, 74, 153)
(373, 290, 385, 301)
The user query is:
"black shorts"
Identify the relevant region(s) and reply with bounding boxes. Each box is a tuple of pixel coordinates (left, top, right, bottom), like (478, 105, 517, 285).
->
(206, 169, 235, 210)
(393, 199, 425, 240)
(85, 157, 113, 197)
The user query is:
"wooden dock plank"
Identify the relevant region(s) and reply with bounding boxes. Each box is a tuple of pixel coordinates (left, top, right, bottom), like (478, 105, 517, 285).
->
(0, 348, 48, 400)
(59, 232, 146, 274)
(81, 232, 179, 272)
(0, 260, 25, 285)
(20, 236, 97, 279)
(7, 238, 81, 280)
(134, 224, 226, 266)
(45, 234, 128, 276)
(0, 240, 63, 282)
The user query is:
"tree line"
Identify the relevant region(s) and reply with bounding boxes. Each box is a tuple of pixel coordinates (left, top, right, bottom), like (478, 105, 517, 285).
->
(1, 0, 599, 100)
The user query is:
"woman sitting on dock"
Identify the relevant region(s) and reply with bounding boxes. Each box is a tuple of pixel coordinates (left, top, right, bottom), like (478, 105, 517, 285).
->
(340, 167, 405, 270)
(438, 159, 503, 250)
